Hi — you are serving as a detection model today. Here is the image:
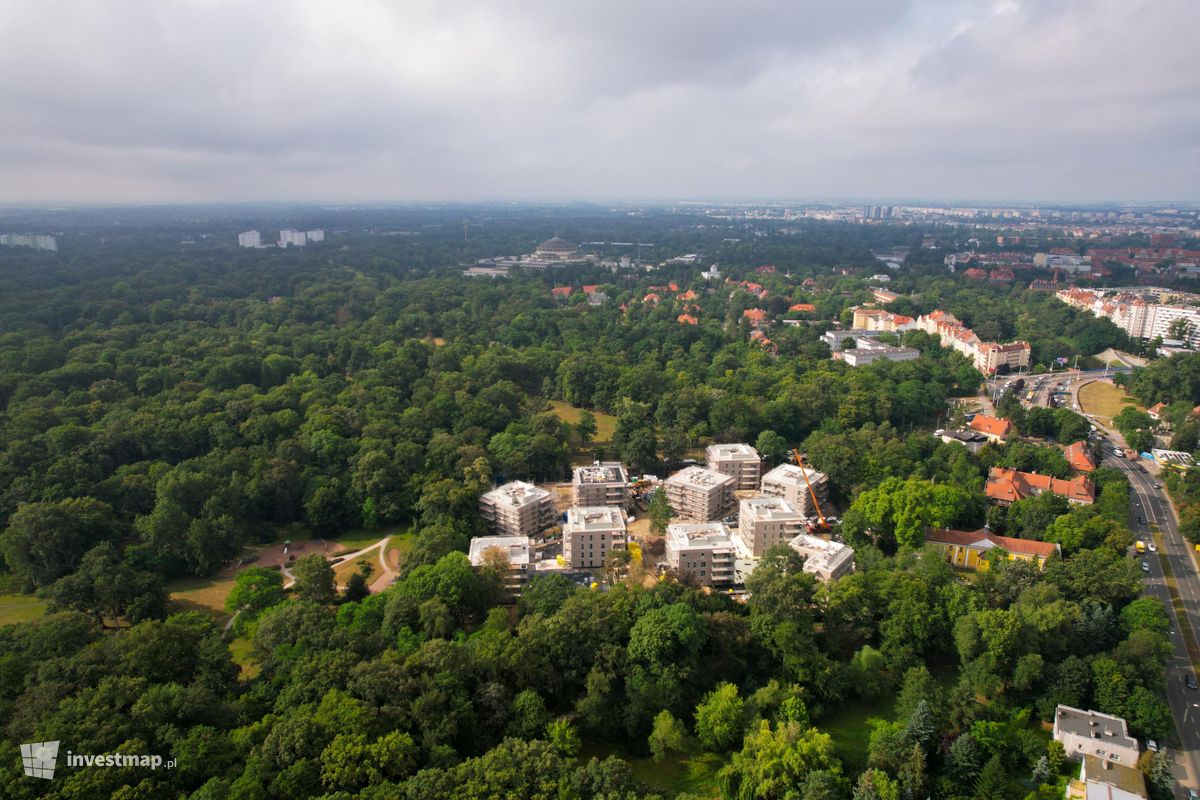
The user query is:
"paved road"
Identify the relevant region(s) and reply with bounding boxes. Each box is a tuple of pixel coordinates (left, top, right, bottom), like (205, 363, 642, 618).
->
(1027, 371, 1200, 793)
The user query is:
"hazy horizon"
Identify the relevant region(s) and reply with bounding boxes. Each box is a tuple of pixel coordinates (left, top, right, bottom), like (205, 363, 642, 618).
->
(2, 0, 1198, 204)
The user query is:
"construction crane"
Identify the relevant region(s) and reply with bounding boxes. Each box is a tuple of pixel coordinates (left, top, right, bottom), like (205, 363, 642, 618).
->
(789, 449, 830, 532)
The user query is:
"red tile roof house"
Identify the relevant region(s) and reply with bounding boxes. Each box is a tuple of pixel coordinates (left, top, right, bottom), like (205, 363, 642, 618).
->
(551, 286, 574, 299)
(743, 308, 768, 328)
(985, 467, 1094, 506)
(1063, 441, 1095, 473)
(1147, 402, 1167, 421)
(677, 314, 699, 325)
(643, 293, 660, 305)
(581, 284, 601, 295)
(789, 303, 817, 313)
(968, 414, 1013, 443)
(927, 527, 1060, 570)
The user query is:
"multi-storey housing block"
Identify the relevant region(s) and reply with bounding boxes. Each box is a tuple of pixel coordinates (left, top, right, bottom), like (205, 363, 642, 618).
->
(665, 522, 736, 587)
(705, 444, 762, 490)
(737, 496, 804, 557)
(562, 506, 628, 569)
(664, 466, 736, 522)
(478, 481, 557, 538)
(760, 463, 829, 517)
(572, 462, 631, 508)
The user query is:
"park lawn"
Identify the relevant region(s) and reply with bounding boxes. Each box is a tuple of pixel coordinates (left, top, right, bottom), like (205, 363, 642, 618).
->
(549, 401, 618, 444)
(823, 693, 893, 774)
(579, 742, 722, 798)
(166, 576, 236, 622)
(1078, 381, 1142, 425)
(334, 552, 380, 588)
(0, 593, 47, 626)
(387, 532, 414, 569)
(331, 524, 408, 553)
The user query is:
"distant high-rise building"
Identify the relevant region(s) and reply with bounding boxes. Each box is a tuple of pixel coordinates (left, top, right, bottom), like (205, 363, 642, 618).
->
(278, 229, 308, 247)
(0, 233, 57, 252)
(237, 230, 261, 248)
(306, 229, 325, 243)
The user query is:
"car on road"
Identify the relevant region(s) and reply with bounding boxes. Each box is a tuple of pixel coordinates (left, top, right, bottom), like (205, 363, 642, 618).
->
(1141, 561, 1150, 573)
(1154, 483, 1162, 489)
(1185, 789, 1198, 800)
(1146, 738, 1158, 752)
(1147, 542, 1157, 553)
(1187, 673, 1199, 690)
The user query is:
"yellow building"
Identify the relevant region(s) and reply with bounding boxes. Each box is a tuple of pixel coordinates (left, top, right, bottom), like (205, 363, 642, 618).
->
(926, 528, 1060, 571)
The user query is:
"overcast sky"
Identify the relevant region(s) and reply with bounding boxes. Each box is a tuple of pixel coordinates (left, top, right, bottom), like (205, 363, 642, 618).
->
(1, 0, 1197, 204)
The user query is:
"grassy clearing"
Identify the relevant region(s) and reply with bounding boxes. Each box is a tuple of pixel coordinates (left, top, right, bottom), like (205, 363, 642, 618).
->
(331, 524, 410, 553)
(228, 636, 261, 681)
(386, 532, 414, 569)
(549, 401, 618, 444)
(823, 693, 892, 774)
(166, 576, 236, 622)
(0, 593, 47, 626)
(578, 742, 722, 798)
(333, 553, 379, 588)
(1078, 381, 1142, 425)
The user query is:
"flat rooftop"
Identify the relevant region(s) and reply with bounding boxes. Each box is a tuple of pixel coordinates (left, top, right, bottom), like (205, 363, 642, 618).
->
(706, 443, 760, 462)
(666, 465, 735, 489)
(572, 462, 628, 484)
(468, 535, 531, 567)
(763, 463, 827, 486)
(1055, 706, 1136, 751)
(565, 506, 626, 532)
(741, 496, 803, 521)
(667, 522, 735, 551)
(481, 481, 551, 508)
(789, 534, 854, 572)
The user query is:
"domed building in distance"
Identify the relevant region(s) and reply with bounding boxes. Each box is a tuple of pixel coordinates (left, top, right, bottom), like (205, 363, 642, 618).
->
(534, 236, 579, 260)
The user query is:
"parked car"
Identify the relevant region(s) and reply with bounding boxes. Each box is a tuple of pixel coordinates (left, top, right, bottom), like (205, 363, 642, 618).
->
(1187, 673, 1198, 690)
(1148, 542, 1157, 553)
(1146, 738, 1158, 752)
(1141, 561, 1151, 573)
(1154, 483, 1162, 489)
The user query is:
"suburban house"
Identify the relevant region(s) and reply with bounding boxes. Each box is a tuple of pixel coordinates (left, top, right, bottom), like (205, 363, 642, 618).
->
(968, 413, 1013, 443)
(985, 467, 1095, 505)
(1053, 706, 1141, 767)
(926, 527, 1061, 570)
(1063, 441, 1096, 473)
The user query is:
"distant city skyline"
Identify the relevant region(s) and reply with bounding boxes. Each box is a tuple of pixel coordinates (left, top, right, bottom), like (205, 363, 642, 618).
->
(1, 0, 1197, 204)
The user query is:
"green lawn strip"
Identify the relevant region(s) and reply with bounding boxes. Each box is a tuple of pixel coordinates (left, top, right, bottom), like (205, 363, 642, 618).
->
(1150, 528, 1200, 669)
(578, 741, 722, 798)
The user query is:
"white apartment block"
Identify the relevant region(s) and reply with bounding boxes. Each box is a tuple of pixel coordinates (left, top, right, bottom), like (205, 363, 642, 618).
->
(1052, 705, 1140, 767)
(851, 308, 917, 332)
(237, 230, 262, 248)
(563, 506, 628, 569)
(738, 496, 805, 557)
(306, 229, 325, 243)
(468, 535, 532, 599)
(788, 534, 855, 582)
(0, 233, 57, 252)
(1056, 288, 1200, 346)
(915, 310, 1031, 374)
(705, 443, 762, 490)
(278, 229, 308, 247)
(478, 481, 557, 538)
(665, 522, 736, 587)
(760, 463, 828, 517)
(572, 461, 631, 508)
(838, 339, 921, 366)
(664, 466, 736, 522)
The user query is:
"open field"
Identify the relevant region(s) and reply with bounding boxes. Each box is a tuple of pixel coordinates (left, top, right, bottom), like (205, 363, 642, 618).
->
(549, 401, 618, 444)
(386, 532, 413, 569)
(166, 576, 237, 622)
(333, 552, 379, 588)
(0, 594, 47, 626)
(1078, 380, 1141, 425)
(579, 742, 721, 798)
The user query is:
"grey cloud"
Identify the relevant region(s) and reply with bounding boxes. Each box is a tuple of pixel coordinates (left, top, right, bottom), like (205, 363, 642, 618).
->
(0, 0, 1196, 202)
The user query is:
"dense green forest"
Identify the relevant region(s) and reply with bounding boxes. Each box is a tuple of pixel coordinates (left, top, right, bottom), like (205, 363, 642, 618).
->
(0, 211, 1181, 798)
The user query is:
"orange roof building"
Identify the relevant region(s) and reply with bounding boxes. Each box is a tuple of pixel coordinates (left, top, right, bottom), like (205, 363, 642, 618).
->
(677, 313, 699, 325)
(551, 286, 574, 298)
(968, 414, 1013, 442)
(927, 527, 1060, 571)
(743, 308, 768, 327)
(789, 303, 816, 313)
(1147, 402, 1167, 420)
(1063, 441, 1096, 473)
(678, 289, 698, 301)
(643, 293, 660, 305)
(985, 467, 1094, 505)
(582, 284, 601, 294)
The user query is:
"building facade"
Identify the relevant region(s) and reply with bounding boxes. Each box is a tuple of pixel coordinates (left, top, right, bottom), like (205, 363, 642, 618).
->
(562, 506, 628, 569)
(737, 496, 805, 557)
(237, 230, 262, 248)
(664, 466, 736, 522)
(926, 527, 1061, 570)
(572, 462, 631, 508)
(985, 467, 1094, 505)
(478, 481, 557, 538)
(915, 310, 1031, 374)
(760, 463, 829, 517)
(665, 522, 736, 587)
(705, 444, 762, 490)
(468, 535, 532, 599)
